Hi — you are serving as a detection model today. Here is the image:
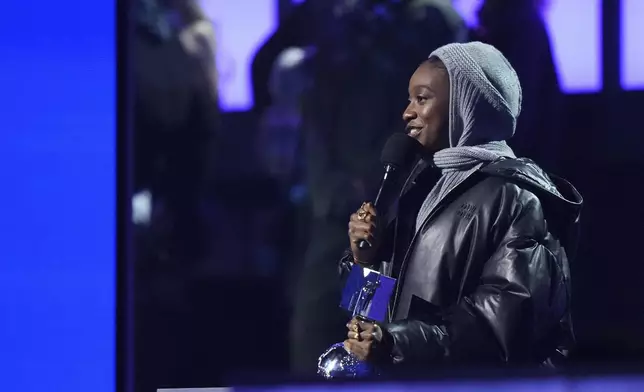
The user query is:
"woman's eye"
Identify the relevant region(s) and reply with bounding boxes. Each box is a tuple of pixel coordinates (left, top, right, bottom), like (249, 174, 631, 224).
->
(416, 96, 428, 103)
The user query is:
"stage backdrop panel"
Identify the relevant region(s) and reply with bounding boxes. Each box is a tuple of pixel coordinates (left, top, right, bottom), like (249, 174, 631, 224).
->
(621, 0, 644, 90)
(453, 0, 602, 93)
(0, 1, 116, 391)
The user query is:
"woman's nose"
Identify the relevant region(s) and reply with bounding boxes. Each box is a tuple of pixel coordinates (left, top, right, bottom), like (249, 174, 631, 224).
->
(402, 108, 416, 122)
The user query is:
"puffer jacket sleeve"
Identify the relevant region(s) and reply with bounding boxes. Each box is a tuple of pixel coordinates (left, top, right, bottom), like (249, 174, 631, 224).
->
(383, 188, 571, 365)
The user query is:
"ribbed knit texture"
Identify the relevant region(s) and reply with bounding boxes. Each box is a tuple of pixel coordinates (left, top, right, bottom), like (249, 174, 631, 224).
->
(416, 42, 522, 229)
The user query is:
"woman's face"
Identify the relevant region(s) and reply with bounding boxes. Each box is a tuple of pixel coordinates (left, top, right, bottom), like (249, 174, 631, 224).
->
(403, 60, 450, 153)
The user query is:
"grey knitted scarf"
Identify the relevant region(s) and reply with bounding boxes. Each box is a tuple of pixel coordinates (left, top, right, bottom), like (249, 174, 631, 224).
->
(415, 42, 523, 230)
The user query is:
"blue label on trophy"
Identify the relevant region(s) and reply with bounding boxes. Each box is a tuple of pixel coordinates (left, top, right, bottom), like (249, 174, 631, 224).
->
(340, 264, 396, 323)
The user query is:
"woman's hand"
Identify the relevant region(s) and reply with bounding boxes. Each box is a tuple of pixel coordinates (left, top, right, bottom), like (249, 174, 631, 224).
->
(344, 317, 385, 362)
(348, 202, 382, 264)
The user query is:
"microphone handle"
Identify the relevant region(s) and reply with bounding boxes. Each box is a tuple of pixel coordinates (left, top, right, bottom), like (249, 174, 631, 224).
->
(357, 239, 372, 250)
(356, 165, 395, 250)
(356, 191, 381, 250)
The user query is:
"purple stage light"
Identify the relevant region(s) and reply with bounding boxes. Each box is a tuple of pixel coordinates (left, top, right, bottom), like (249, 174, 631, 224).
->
(200, 0, 277, 111)
(453, 0, 602, 93)
(621, 0, 644, 90)
(205, 0, 603, 111)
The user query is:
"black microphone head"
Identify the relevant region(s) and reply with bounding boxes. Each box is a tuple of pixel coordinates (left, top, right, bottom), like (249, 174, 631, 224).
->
(380, 133, 422, 169)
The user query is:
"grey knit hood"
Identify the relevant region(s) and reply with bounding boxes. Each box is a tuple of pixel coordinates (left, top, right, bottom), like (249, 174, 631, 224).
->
(414, 42, 523, 230)
(430, 41, 522, 148)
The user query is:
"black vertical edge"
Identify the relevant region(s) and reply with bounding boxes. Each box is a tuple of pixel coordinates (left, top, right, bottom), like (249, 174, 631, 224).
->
(602, 0, 621, 92)
(116, 0, 134, 391)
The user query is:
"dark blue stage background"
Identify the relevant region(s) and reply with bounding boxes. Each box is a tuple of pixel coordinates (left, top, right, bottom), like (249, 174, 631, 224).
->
(0, 1, 115, 391)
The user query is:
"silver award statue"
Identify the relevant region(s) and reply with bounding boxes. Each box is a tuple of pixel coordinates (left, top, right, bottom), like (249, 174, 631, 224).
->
(317, 264, 396, 379)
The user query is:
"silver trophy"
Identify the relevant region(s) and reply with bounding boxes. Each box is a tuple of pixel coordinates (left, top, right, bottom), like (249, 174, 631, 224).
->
(317, 264, 396, 379)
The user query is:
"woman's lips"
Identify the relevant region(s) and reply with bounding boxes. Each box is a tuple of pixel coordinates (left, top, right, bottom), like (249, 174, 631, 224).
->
(408, 127, 422, 138)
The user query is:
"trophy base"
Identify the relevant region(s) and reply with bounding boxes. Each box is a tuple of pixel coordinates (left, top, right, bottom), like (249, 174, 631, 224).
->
(317, 342, 376, 379)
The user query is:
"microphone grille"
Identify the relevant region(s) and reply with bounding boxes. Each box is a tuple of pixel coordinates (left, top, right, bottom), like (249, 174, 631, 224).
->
(380, 133, 422, 169)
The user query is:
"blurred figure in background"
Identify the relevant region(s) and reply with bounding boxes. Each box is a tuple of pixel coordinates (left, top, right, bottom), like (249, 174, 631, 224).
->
(257, 47, 311, 190)
(472, 0, 562, 172)
(251, 1, 331, 118)
(133, 0, 219, 289)
(289, 0, 467, 375)
(132, 0, 219, 388)
(253, 46, 313, 281)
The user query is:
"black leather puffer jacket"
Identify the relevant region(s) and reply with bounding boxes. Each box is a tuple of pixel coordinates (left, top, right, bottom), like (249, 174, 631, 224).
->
(339, 158, 582, 368)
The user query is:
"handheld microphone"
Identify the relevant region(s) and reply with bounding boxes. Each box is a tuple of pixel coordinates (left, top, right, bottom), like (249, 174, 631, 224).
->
(357, 133, 422, 250)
